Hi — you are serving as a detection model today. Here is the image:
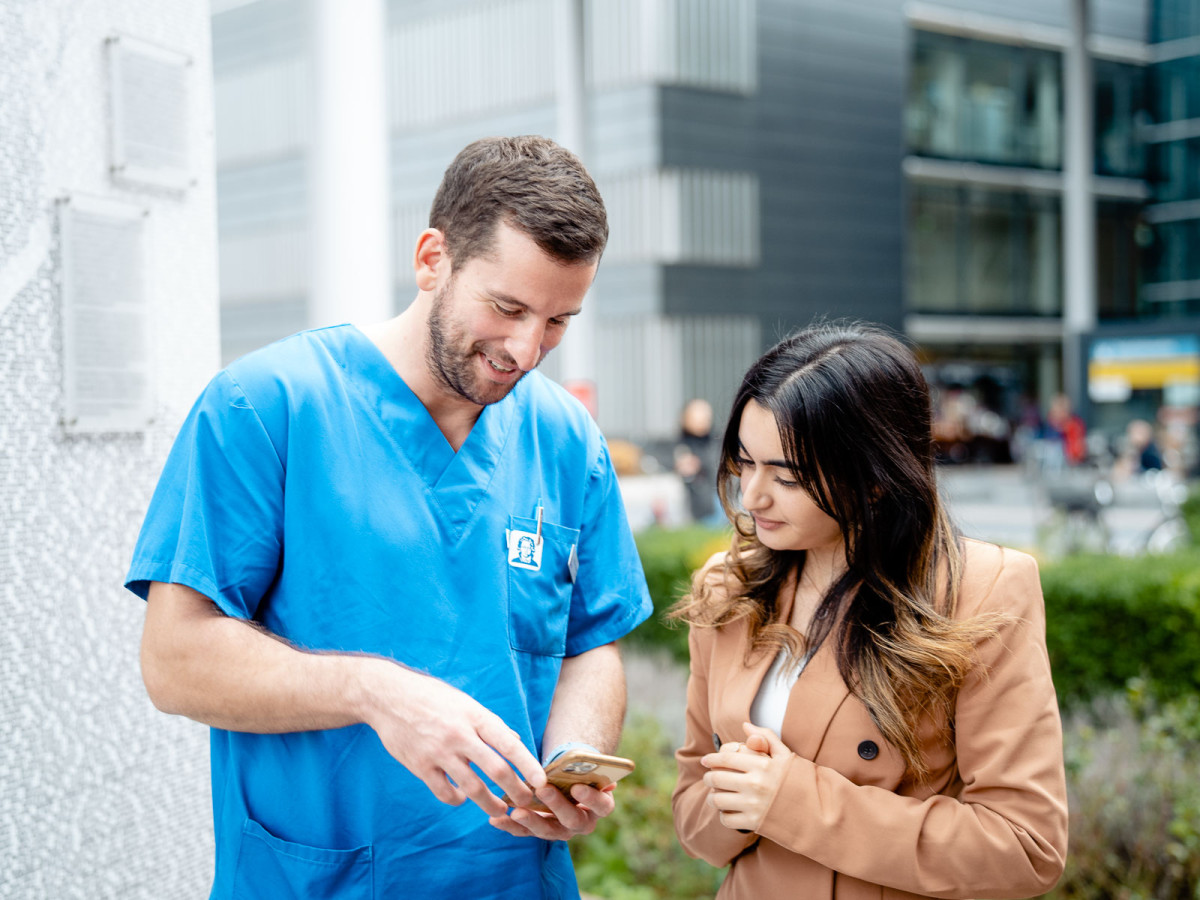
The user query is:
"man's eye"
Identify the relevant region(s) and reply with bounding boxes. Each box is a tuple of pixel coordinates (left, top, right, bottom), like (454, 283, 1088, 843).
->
(494, 304, 522, 317)
(548, 318, 568, 328)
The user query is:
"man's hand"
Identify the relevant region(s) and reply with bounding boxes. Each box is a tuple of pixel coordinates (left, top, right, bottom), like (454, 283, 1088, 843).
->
(487, 782, 616, 840)
(700, 722, 792, 833)
(359, 659, 547, 817)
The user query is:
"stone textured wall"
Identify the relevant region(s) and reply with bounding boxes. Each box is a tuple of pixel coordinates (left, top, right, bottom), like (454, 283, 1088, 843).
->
(1, 2, 219, 896)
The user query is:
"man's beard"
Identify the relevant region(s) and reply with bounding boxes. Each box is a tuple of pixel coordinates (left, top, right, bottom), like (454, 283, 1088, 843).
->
(426, 279, 532, 407)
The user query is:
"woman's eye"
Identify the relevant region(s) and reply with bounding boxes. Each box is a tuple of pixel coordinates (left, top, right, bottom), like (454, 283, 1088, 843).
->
(735, 456, 754, 471)
(776, 476, 799, 488)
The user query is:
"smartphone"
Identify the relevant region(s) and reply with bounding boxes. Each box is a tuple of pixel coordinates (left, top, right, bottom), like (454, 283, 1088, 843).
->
(502, 749, 635, 812)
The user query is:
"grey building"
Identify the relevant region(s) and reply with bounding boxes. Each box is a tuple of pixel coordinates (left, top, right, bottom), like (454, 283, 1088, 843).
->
(212, 0, 1195, 450)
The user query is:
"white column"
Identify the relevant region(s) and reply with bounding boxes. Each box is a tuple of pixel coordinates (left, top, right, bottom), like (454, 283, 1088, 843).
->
(1062, 0, 1096, 407)
(553, 0, 597, 409)
(308, 0, 393, 329)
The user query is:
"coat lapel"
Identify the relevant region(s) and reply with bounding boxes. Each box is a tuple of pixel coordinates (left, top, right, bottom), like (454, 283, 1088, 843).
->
(713, 569, 852, 760)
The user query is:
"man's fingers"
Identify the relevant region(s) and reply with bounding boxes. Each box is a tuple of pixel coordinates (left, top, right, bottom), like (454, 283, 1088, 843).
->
(443, 762, 508, 816)
(487, 813, 536, 838)
(569, 783, 615, 818)
(535, 785, 590, 830)
(421, 768, 467, 806)
(478, 719, 545, 790)
(509, 805, 583, 841)
(462, 739, 536, 809)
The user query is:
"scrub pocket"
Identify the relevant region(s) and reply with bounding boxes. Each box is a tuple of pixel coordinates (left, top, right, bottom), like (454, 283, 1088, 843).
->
(232, 818, 374, 900)
(506, 515, 579, 656)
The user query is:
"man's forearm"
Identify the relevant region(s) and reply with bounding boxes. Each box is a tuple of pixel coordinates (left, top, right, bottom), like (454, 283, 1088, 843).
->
(141, 581, 392, 733)
(541, 642, 626, 757)
(142, 581, 548, 813)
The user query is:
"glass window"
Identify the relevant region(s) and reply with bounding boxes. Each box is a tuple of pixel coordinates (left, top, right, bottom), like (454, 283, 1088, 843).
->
(1152, 0, 1200, 43)
(1022, 193, 1063, 314)
(907, 31, 1062, 169)
(1152, 137, 1200, 202)
(1097, 201, 1146, 320)
(1146, 218, 1200, 284)
(909, 184, 961, 311)
(908, 184, 1063, 316)
(1152, 57, 1200, 123)
(964, 188, 1021, 312)
(908, 187, 1141, 318)
(1095, 60, 1148, 178)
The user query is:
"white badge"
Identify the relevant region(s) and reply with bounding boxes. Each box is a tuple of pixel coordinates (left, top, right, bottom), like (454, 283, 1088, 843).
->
(506, 528, 543, 571)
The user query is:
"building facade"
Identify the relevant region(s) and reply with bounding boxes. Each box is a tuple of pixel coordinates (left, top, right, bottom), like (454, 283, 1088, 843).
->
(212, 0, 1196, 452)
(1, 1, 219, 896)
(212, 0, 910, 442)
(1081, 0, 1200, 461)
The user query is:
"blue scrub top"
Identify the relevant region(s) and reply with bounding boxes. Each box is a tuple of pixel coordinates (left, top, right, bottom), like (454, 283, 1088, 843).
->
(126, 325, 652, 900)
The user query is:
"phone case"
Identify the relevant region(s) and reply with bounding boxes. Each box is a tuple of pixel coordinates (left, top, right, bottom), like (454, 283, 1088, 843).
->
(501, 749, 635, 812)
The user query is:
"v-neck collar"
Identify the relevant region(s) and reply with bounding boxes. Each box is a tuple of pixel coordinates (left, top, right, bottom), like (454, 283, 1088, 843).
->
(334, 325, 518, 541)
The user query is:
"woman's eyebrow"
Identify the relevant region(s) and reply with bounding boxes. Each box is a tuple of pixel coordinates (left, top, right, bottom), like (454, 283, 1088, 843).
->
(737, 440, 791, 469)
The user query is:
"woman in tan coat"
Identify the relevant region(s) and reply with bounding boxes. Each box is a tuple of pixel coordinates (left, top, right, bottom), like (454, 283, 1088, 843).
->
(671, 323, 1068, 899)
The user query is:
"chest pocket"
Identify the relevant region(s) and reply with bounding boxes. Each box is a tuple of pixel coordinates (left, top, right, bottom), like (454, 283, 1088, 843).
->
(506, 515, 579, 656)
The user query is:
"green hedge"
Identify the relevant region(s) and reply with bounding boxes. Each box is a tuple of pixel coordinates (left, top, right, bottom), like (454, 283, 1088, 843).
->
(569, 715, 723, 900)
(1040, 551, 1200, 706)
(629, 526, 1200, 708)
(625, 525, 730, 665)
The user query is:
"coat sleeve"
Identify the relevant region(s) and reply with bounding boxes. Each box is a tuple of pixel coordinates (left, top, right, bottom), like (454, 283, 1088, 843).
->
(673, 623, 761, 867)
(753, 549, 1069, 899)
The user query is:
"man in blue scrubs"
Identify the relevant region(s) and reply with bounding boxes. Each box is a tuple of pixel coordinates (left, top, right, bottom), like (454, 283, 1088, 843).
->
(127, 136, 653, 899)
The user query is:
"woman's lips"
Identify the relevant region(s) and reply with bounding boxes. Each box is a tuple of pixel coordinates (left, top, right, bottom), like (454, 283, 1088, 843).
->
(753, 516, 784, 531)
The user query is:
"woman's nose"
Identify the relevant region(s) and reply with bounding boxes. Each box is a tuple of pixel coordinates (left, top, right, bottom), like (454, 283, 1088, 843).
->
(740, 471, 768, 510)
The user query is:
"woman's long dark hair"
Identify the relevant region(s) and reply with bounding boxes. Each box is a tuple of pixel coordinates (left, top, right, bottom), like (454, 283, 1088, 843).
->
(671, 321, 1001, 780)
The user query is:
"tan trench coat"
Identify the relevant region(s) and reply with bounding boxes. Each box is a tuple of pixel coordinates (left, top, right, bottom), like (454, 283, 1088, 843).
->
(672, 540, 1068, 900)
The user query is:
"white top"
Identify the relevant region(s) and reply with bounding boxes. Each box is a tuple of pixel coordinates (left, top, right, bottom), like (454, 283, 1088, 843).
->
(749, 646, 807, 736)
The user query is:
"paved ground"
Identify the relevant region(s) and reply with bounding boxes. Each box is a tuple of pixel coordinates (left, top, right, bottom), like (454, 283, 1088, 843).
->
(937, 463, 1175, 554)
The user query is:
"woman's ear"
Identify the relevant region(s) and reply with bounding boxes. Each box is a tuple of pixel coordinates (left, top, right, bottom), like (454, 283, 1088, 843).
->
(413, 228, 448, 292)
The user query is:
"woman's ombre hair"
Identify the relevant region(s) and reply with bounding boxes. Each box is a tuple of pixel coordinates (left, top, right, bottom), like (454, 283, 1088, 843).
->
(672, 321, 1002, 780)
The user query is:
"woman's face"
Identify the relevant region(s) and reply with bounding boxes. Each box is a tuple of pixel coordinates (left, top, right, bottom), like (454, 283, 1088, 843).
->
(735, 401, 844, 554)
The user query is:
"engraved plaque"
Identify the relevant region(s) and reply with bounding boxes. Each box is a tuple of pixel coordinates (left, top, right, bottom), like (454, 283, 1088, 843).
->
(60, 195, 152, 432)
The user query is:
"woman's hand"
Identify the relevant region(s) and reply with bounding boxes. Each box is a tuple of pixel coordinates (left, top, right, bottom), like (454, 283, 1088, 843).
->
(700, 722, 793, 833)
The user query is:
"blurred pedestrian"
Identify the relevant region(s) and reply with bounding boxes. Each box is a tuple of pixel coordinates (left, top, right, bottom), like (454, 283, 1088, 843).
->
(670, 322, 1067, 899)
(1111, 418, 1165, 481)
(674, 398, 721, 525)
(1039, 393, 1087, 467)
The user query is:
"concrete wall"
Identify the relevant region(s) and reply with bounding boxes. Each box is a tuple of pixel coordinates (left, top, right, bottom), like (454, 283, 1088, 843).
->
(0, 1, 218, 896)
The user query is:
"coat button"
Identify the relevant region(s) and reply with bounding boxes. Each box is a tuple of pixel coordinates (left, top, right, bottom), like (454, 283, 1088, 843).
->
(857, 740, 879, 760)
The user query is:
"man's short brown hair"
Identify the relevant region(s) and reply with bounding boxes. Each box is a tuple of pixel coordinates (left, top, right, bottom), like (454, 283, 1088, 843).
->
(429, 135, 608, 270)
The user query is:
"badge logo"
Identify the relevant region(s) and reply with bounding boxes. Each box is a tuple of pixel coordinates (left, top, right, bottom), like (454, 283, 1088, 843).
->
(506, 529, 543, 571)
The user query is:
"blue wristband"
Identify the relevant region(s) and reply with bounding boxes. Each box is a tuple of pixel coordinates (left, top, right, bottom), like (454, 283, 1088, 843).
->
(542, 741, 599, 766)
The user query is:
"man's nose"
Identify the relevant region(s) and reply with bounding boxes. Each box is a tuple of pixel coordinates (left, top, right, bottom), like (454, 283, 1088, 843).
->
(507, 322, 545, 372)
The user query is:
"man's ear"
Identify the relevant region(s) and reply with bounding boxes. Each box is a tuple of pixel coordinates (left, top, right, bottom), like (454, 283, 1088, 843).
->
(414, 228, 448, 291)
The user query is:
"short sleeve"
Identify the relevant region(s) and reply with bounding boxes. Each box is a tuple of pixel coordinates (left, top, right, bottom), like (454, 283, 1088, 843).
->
(124, 370, 285, 620)
(563, 440, 652, 656)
